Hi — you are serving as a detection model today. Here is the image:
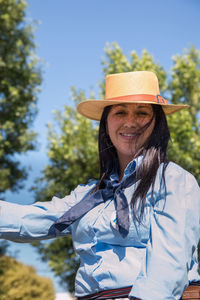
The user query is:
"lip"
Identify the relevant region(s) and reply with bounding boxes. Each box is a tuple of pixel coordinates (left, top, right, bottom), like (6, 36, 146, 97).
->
(119, 132, 138, 140)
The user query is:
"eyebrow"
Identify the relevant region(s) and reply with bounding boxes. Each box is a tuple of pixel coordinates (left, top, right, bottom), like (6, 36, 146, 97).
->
(136, 105, 152, 110)
(114, 104, 152, 110)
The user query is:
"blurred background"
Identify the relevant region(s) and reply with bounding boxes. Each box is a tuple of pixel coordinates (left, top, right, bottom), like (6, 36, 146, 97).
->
(0, 0, 200, 299)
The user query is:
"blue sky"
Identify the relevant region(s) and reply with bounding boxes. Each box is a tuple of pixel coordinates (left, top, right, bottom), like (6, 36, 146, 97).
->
(4, 0, 200, 293)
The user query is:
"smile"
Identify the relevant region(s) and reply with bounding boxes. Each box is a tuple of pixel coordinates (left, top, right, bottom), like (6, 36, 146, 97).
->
(120, 133, 137, 137)
(119, 133, 139, 141)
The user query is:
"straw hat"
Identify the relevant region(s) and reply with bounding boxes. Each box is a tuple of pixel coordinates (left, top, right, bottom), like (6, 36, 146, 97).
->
(77, 71, 189, 121)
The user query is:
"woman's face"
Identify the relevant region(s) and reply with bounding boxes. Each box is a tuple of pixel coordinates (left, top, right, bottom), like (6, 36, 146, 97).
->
(107, 103, 155, 168)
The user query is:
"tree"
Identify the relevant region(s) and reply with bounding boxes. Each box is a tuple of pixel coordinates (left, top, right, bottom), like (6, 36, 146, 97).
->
(33, 87, 99, 292)
(0, 0, 41, 195)
(33, 43, 200, 291)
(0, 255, 55, 300)
(167, 46, 200, 183)
(35, 87, 98, 203)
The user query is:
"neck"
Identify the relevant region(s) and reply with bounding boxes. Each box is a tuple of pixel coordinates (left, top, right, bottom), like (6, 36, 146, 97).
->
(118, 156, 133, 181)
(118, 150, 143, 181)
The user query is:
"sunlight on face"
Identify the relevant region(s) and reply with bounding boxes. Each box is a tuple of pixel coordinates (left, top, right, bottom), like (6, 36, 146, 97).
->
(107, 103, 155, 171)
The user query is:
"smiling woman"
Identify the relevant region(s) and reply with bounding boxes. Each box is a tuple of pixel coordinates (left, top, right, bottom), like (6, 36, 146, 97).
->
(0, 71, 199, 300)
(107, 103, 155, 177)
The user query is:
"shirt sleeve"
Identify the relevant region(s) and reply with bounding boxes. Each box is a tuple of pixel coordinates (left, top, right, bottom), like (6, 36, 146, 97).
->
(0, 181, 96, 243)
(130, 164, 200, 300)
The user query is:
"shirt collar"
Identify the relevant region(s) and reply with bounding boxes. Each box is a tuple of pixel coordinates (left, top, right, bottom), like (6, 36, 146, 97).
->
(123, 155, 143, 179)
(109, 155, 143, 182)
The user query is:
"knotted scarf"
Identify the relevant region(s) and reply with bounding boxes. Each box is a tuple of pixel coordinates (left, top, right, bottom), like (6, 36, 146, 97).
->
(54, 162, 137, 238)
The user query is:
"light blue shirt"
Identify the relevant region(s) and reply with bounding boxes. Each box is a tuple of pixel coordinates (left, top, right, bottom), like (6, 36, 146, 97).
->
(0, 159, 200, 300)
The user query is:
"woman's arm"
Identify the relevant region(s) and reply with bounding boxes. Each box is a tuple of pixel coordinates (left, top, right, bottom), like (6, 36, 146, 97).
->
(0, 180, 97, 242)
(0, 196, 73, 242)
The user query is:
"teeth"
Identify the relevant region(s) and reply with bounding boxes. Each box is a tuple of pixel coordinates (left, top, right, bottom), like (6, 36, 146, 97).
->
(121, 133, 136, 137)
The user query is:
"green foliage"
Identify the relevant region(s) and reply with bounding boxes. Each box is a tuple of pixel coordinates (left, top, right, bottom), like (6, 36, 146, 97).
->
(35, 87, 98, 203)
(167, 46, 200, 183)
(167, 109, 200, 183)
(170, 46, 200, 116)
(0, 0, 42, 195)
(0, 255, 55, 300)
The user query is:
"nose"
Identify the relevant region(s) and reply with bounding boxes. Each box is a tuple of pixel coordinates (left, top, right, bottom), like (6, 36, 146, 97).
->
(124, 113, 137, 127)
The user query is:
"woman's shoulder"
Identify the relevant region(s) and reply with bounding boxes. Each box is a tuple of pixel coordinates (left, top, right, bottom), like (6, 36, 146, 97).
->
(165, 161, 199, 189)
(55, 179, 98, 209)
(73, 179, 98, 194)
(166, 161, 193, 176)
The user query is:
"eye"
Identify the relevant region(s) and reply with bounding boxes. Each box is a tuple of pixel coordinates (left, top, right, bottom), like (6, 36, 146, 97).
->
(112, 109, 127, 116)
(116, 110, 126, 115)
(136, 111, 149, 117)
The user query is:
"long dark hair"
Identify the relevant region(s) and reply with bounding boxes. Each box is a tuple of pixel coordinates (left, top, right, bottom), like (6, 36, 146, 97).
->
(96, 104, 170, 220)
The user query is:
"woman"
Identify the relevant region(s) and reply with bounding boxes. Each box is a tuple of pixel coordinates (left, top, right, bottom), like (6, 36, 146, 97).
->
(0, 71, 199, 300)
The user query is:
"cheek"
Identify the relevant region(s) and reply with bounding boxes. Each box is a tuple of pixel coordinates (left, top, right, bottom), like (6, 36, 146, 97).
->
(107, 124, 115, 143)
(107, 116, 116, 137)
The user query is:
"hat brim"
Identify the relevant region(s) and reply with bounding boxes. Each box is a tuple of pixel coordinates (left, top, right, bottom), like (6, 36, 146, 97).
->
(77, 99, 189, 121)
